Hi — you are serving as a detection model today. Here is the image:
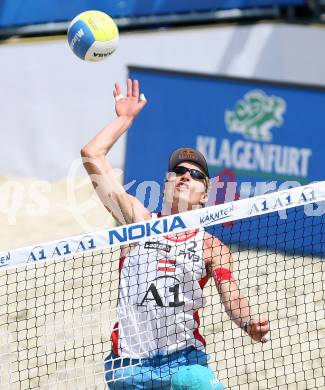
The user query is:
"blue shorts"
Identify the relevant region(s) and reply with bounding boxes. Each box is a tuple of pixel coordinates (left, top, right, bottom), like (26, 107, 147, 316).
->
(104, 347, 226, 390)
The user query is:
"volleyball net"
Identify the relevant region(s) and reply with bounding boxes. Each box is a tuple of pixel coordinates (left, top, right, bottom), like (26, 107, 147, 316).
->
(0, 182, 324, 390)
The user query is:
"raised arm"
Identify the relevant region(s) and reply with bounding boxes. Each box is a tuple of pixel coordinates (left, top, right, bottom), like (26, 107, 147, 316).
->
(204, 234, 270, 342)
(81, 79, 150, 225)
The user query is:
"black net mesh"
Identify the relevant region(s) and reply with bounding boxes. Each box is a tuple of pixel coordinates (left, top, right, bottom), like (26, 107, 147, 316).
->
(0, 206, 324, 389)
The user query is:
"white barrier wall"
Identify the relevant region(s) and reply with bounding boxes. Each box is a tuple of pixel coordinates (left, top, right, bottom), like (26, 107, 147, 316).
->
(1, 22, 325, 180)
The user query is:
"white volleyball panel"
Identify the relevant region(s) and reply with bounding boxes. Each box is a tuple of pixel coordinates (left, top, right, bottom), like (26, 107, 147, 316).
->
(85, 37, 119, 62)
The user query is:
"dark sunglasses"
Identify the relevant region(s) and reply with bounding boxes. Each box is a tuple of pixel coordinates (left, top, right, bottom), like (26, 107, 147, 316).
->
(171, 166, 206, 181)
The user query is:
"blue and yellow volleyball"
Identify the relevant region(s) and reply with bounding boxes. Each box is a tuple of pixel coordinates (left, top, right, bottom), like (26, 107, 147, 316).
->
(67, 10, 119, 62)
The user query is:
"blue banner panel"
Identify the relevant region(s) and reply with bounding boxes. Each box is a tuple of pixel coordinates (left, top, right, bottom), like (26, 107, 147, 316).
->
(124, 67, 325, 255)
(0, 0, 305, 28)
(210, 207, 324, 257)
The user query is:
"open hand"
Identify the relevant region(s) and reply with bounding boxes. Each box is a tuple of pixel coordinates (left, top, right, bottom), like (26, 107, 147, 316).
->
(113, 79, 147, 119)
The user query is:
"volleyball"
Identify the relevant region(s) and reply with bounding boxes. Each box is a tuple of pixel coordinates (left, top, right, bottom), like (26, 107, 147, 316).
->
(67, 10, 119, 62)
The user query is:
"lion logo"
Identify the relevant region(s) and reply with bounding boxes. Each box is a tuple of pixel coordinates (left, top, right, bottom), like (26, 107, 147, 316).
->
(225, 90, 286, 142)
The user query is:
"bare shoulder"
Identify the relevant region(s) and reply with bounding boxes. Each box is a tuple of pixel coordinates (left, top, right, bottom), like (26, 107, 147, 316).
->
(127, 193, 152, 223)
(203, 231, 233, 272)
(108, 191, 151, 226)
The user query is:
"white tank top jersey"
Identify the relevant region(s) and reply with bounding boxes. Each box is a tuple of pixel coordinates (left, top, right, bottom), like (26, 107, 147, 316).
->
(111, 213, 209, 359)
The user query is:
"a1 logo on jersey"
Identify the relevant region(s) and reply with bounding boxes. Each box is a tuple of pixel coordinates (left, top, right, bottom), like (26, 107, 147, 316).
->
(137, 276, 185, 308)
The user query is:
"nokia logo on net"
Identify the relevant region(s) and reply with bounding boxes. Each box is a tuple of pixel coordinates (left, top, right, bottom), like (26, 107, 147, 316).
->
(108, 216, 186, 245)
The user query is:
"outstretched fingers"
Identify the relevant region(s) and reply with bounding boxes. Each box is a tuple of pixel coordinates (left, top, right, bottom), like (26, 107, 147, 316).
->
(132, 79, 139, 98)
(114, 82, 122, 96)
(139, 92, 147, 107)
(113, 79, 147, 109)
(113, 82, 125, 102)
(127, 78, 133, 97)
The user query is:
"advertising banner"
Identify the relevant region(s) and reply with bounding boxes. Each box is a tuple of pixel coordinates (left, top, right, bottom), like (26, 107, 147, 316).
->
(124, 67, 325, 254)
(1, 182, 324, 269)
(0, 0, 305, 27)
(126, 67, 324, 189)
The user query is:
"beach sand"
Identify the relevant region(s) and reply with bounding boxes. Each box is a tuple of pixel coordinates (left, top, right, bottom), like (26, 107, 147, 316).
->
(0, 176, 116, 251)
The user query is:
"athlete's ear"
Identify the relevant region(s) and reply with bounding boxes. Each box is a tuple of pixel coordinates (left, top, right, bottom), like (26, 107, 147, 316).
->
(200, 192, 208, 206)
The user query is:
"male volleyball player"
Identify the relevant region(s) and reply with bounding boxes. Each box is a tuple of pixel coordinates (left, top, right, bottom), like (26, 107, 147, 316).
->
(81, 79, 270, 390)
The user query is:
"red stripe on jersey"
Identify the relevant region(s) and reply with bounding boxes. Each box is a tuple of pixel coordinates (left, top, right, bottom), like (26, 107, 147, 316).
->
(158, 259, 176, 265)
(158, 267, 176, 272)
(110, 256, 126, 357)
(198, 275, 209, 289)
(119, 256, 125, 273)
(164, 229, 200, 242)
(193, 275, 208, 347)
(193, 310, 206, 347)
(111, 322, 119, 355)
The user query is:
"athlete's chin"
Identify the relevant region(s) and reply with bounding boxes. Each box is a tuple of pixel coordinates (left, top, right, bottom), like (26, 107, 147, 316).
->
(175, 185, 190, 193)
(172, 195, 201, 211)
(174, 192, 189, 202)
